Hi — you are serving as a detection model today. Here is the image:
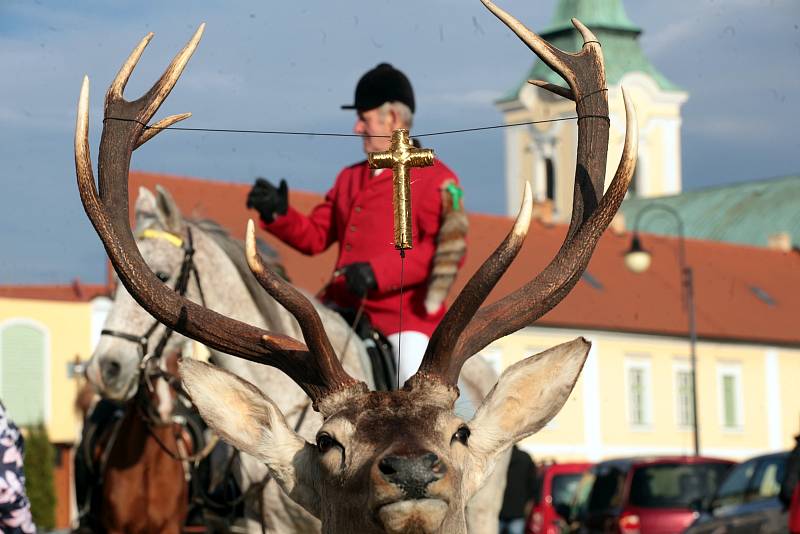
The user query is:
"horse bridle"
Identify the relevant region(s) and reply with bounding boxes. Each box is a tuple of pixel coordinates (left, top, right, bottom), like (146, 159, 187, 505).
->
(101, 226, 206, 370)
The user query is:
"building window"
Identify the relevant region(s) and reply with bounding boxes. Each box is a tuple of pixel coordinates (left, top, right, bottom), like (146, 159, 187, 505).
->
(545, 157, 555, 201)
(0, 321, 48, 426)
(674, 365, 695, 428)
(626, 358, 651, 428)
(717, 364, 743, 430)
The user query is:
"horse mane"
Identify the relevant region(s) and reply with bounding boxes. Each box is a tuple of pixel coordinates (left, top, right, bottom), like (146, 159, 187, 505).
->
(189, 219, 290, 330)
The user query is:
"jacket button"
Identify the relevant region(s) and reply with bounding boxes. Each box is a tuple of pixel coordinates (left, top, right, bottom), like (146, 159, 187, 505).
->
(345, 244, 352, 251)
(350, 225, 357, 232)
(355, 206, 362, 213)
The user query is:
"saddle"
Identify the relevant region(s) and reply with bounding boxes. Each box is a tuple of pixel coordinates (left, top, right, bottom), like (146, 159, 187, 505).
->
(329, 305, 398, 391)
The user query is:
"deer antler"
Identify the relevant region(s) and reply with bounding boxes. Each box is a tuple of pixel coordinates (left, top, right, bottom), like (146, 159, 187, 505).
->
(75, 26, 365, 410)
(409, 1, 638, 388)
(244, 220, 361, 396)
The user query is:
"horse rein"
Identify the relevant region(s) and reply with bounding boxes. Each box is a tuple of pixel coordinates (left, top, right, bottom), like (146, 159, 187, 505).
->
(91, 226, 274, 531)
(100, 226, 212, 457)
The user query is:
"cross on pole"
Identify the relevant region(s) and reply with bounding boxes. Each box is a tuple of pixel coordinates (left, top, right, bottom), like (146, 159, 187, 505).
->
(368, 129, 434, 250)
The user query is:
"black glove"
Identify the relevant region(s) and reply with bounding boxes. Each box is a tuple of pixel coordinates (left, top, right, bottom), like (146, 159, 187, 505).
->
(342, 262, 377, 298)
(246, 178, 288, 223)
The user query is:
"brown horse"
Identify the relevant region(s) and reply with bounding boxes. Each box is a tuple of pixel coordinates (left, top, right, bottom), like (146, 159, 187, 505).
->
(75, 350, 209, 534)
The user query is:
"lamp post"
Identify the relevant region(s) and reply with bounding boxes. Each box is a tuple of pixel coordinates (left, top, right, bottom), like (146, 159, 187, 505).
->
(624, 204, 700, 456)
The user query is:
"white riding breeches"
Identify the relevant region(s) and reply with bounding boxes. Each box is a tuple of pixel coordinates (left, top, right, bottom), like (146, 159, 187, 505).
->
(387, 331, 429, 386)
(386, 331, 477, 419)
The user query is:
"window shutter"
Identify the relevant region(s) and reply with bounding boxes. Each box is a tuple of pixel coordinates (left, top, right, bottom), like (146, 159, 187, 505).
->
(1, 324, 46, 426)
(629, 368, 645, 425)
(723, 375, 737, 428)
(676, 370, 694, 427)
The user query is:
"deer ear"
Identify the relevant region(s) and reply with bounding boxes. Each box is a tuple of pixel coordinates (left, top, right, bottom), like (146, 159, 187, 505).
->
(468, 338, 590, 458)
(179, 359, 320, 514)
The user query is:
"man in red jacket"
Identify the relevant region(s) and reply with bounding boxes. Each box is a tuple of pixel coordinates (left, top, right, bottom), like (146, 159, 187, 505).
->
(247, 63, 465, 386)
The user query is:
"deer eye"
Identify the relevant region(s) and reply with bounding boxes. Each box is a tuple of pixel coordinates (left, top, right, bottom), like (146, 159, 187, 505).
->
(155, 271, 171, 283)
(316, 433, 337, 454)
(452, 425, 470, 445)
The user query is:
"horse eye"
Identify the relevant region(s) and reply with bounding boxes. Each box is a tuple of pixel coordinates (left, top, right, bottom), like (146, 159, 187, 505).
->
(452, 425, 470, 445)
(155, 271, 171, 283)
(316, 434, 336, 454)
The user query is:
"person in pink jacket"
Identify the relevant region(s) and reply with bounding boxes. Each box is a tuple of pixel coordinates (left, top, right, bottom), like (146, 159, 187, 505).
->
(0, 401, 35, 533)
(247, 63, 465, 386)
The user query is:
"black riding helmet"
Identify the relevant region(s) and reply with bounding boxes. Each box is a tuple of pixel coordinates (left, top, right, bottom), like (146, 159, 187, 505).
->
(341, 63, 415, 113)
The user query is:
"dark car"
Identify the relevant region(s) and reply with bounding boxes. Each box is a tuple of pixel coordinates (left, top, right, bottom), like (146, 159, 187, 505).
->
(568, 456, 734, 534)
(526, 462, 593, 534)
(684, 451, 788, 534)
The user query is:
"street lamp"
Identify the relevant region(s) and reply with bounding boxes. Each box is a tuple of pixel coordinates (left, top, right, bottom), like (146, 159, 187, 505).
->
(624, 204, 700, 456)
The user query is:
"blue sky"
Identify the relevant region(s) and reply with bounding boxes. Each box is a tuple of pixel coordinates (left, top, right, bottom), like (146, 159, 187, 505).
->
(1, 0, 798, 284)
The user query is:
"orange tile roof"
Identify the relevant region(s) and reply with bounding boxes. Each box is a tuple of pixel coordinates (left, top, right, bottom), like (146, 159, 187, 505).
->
(64, 171, 798, 346)
(0, 280, 111, 303)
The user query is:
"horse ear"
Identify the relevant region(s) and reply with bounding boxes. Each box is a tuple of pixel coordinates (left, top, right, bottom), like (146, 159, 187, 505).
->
(155, 185, 185, 234)
(463, 338, 589, 494)
(134, 187, 159, 232)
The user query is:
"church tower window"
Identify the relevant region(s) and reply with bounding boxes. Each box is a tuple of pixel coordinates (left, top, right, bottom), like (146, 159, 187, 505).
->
(545, 157, 555, 201)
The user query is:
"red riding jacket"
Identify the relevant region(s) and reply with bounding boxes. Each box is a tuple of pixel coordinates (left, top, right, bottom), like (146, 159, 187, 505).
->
(261, 159, 461, 337)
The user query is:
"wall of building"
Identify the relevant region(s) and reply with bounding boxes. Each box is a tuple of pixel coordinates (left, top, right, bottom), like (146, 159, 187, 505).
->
(0, 297, 92, 444)
(482, 325, 798, 462)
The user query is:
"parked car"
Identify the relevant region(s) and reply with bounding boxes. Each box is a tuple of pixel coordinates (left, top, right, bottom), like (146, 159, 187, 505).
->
(527, 462, 593, 534)
(684, 451, 788, 534)
(568, 456, 735, 534)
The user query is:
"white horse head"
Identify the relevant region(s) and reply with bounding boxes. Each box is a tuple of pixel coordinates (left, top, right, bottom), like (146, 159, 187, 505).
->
(87, 186, 195, 401)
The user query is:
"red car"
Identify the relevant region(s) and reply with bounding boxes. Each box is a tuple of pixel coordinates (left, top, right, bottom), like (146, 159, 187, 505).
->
(569, 456, 735, 534)
(527, 462, 592, 534)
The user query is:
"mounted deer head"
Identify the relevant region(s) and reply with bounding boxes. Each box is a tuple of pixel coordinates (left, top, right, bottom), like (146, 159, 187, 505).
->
(74, 2, 637, 532)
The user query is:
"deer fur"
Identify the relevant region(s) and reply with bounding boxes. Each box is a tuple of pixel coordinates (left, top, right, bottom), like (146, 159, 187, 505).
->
(181, 339, 590, 534)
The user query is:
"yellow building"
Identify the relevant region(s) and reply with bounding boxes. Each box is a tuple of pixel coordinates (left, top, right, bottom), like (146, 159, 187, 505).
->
(0, 281, 111, 529)
(481, 327, 800, 462)
(496, 0, 688, 219)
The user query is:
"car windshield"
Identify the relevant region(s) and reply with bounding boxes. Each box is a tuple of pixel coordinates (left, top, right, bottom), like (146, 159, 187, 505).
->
(552, 473, 583, 509)
(573, 466, 626, 516)
(629, 462, 731, 509)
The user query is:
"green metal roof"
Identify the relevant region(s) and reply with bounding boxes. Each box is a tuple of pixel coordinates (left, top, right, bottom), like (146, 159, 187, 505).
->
(541, 0, 640, 35)
(621, 175, 800, 248)
(498, 0, 680, 104)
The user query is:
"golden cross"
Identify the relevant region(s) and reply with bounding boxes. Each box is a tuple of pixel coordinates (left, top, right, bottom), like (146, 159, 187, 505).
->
(368, 129, 434, 250)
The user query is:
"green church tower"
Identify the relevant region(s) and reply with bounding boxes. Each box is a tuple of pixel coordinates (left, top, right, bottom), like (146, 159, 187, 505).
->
(497, 0, 687, 219)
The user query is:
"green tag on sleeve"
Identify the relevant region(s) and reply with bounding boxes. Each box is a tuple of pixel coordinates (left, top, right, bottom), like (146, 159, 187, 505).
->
(445, 182, 464, 211)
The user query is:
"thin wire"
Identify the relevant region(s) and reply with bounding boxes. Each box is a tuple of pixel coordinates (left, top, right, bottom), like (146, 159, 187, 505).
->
(103, 116, 580, 139)
(397, 249, 405, 390)
(104, 117, 377, 138)
(416, 116, 577, 137)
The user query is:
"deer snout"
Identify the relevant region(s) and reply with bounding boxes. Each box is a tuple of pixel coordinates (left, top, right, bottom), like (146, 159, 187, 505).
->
(378, 452, 447, 498)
